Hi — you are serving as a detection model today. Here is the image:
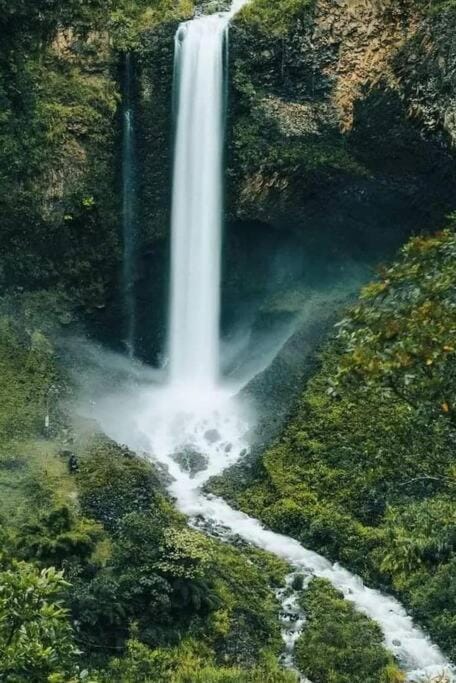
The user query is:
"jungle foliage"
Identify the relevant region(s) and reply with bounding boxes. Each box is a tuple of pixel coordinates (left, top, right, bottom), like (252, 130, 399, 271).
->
(0, 301, 402, 681)
(0, 561, 78, 682)
(295, 580, 404, 683)
(213, 224, 456, 662)
(237, 0, 316, 37)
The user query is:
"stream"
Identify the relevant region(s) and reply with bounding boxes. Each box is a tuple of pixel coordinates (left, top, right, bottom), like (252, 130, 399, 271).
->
(89, 380, 455, 682)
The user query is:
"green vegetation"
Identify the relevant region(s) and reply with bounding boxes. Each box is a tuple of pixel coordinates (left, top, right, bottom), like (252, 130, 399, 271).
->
(0, 561, 79, 682)
(0, 0, 194, 49)
(0, 293, 79, 516)
(16, 506, 103, 569)
(213, 225, 456, 662)
(103, 640, 296, 682)
(294, 580, 404, 683)
(238, 0, 316, 37)
(111, 0, 195, 49)
(0, 302, 293, 681)
(0, 317, 55, 444)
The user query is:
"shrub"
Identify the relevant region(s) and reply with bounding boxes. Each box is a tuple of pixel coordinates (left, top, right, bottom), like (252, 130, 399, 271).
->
(294, 579, 404, 683)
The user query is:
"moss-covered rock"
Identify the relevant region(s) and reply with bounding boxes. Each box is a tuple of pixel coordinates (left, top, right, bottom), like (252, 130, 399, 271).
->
(226, 0, 456, 238)
(0, 29, 121, 312)
(77, 437, 163, 531)
(0, 1, 194, 348)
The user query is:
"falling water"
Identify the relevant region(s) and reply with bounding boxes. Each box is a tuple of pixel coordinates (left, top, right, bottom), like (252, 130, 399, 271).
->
(122, 53, 137, 357)
(168, 11, 230, 387)
(87, 2, 455, 680)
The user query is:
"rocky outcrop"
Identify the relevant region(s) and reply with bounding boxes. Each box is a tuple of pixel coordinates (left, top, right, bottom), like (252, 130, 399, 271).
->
(136, 22, 177, 245)
(396, 7, 456, 144)
(313, 0, 418, 130)
(0, 28, 121, 314)
(227, 0, 456, 241)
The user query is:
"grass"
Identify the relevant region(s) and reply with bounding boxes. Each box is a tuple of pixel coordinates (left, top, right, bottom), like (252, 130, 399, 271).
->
(0, 440, 78, 526)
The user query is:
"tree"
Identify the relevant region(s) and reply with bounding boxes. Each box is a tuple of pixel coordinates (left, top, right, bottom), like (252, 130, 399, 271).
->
(0, 561, 78, 682)
(17, 506, 103, 568)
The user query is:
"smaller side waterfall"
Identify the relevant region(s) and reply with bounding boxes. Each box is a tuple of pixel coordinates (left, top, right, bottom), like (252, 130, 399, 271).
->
(122, 53, 137, 357)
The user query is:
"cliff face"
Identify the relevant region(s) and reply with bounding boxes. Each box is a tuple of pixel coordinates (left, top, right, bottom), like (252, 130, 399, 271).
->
(137, 0, 456, 240)
(136, 22, 176, 247)
(227, 0, 456, 244)
(0, 28, 121, 315)
(0, 2, 194, 348)
(5, 0, 454, 348)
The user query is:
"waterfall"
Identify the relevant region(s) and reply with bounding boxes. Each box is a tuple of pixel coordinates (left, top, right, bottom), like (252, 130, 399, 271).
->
(88, 2, 455, 680)
(122, 53, 137, 357)
(168, 12, 230, 387)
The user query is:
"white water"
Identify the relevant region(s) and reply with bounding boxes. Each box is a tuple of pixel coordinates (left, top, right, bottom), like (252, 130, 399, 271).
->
(89, 1, 455, 680)
(169, 12, 228, 387)
(169, 1, 250, 386)
(181, 492, 454, 683)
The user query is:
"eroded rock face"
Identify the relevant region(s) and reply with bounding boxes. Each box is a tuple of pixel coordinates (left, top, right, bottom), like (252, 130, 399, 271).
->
(226, 0, 456, 239)
(0, 27, 121, 312)
(137, 21, 177, 246)
(396, 8, 456, 144)
(313, 0, 419, 131)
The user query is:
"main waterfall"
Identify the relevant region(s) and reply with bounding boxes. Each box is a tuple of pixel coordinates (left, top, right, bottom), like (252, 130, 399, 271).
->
(169, 13, 228, 387)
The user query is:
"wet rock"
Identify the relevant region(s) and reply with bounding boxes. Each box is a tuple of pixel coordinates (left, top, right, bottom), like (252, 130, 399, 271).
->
(291, 574, 305, 591)
(173, 447, 208, 476)
(204, 428, 221, 443)
(68, 453, 79, 474)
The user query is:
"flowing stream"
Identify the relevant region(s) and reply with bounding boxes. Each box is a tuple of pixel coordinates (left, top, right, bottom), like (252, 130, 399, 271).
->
(102, 2, 456, 679)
